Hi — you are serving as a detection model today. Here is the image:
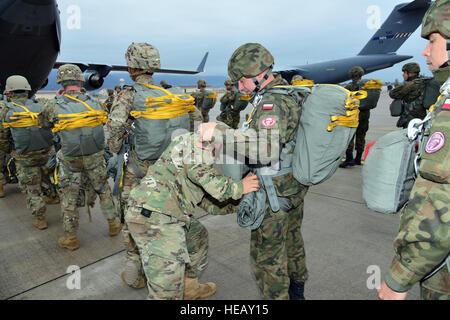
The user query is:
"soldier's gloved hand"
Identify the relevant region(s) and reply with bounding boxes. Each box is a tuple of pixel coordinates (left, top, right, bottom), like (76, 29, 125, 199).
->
(198, 122, 217, 141)
(242, 174, 260, 194)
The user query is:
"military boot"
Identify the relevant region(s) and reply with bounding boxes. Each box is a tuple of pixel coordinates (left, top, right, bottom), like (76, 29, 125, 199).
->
(184, 276, 217, 300)
(108, 219, 122, 236)
(58, 232, 79, 251)
(44, 195, 60, 204)
(0, 185, 4, 198)
(339, 151, 355, 168)
(354, 151, 363, 165)
(289, 279, 305, 300)
(33, 216, 48, 230)
(121, 261, 146, 289)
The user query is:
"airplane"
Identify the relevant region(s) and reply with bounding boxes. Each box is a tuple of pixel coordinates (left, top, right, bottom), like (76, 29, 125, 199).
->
(0, 0, 430, 96)
(278, 0, 432, 83)
(0, 0, 208, 96)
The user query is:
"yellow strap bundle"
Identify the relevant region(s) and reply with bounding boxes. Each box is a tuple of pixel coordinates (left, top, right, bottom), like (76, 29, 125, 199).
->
(238, 94, 251, 101)
(292, 79, 315, 88)
(129, 83, 196, 120)
(52, 94, 108, 133)
(362, 79, 383, 90)
(2, 102, 41, 128)
(205, 91, 218, 100)
(327, 88, 367, 132)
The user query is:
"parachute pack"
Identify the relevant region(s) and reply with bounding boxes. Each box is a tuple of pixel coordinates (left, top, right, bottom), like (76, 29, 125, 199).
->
(201, 89, 218, 110)
(359, 79, 382, 111)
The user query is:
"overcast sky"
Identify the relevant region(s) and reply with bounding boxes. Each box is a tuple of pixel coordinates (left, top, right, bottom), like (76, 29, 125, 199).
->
(57, 0, 433, 82)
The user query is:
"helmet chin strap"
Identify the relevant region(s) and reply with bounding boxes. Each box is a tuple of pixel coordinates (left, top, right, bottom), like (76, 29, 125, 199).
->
(249, 66, 273, 99)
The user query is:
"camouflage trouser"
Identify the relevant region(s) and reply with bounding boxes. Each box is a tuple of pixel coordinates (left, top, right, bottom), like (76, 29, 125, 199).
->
(120, 152, 155, 268)
(250, 188, 309, 300)
(126, 211, 208, 300)
(346, 109, 371, 154)
(420, 267, 450, 300)
(200, 108, 210, 123)
(0, 148, 7, 185)
(56, 151, 116, 233)
(14, 147, 55, 218)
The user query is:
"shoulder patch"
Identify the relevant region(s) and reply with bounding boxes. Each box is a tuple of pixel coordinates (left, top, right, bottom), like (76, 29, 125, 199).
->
(442, 99, 450, 110)
(425, 131, 445, 154)
(261, 117, 277, 128)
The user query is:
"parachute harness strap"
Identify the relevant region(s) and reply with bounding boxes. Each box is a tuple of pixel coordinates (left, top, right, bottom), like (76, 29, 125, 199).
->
(129, 82, 196, 119)
(2, 102, 41, 128)
(328, 87, 367, 132)
(52, 94, 108, 133)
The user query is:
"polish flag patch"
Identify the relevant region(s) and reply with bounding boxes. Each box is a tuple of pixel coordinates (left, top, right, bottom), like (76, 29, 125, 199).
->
(261, 117, 277, 127)
(262, 104, 273, 110)
(442, 99, 450, 110)
(425, 131, 445, 154)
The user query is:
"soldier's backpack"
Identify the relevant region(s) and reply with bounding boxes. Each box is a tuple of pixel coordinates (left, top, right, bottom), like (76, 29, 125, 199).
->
(362, 129, 418, 214)
(292, 84, 367, 185)
(359, 79, 382, 111)
(201, 90, 218, 110)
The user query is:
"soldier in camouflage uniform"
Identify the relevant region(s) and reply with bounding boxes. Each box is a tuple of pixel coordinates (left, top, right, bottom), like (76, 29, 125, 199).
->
(38, 64, 121, 250)
(378, 0, 450, 300)
(340, 66, 370, 167)
(0, 76, 57, 229)
(191, 79, 209, 122)
(103, 89, 115, 112)
(106, 42, 202, 288)
(0, 96, 10, 198)
(216, 79, 240, 129)
(125, 132, 259, 299)
(199, 43, 310, 300)
(389, 62, 440, 128)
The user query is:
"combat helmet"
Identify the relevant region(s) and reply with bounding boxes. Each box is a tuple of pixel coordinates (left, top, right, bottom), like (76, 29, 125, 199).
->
(197, 79, 207, 87)
(228, 43, 274, 82)
(348, 66, 364, 80)
(125, 42, 161, 71)
(3, 75, 31, 93)
(56, 64, 84, 84)
(224, 79, 234, 86)
(421, 0, 450, 40)
(402, 62, 420, 74)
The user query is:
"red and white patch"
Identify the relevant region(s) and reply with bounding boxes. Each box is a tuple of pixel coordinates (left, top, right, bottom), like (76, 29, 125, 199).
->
(425, 131, 445, 154)
(442, 99, 450, 110)
(262, 104, 273, 110)
(261, 117, 277, 127)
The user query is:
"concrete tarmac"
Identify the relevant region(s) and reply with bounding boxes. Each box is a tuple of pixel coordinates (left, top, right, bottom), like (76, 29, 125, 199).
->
(0, 87, 422, 300)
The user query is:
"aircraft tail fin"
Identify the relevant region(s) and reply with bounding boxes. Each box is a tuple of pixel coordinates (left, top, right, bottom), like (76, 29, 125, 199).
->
(358, 0, 431, 56)
(196, 52, 209, 73)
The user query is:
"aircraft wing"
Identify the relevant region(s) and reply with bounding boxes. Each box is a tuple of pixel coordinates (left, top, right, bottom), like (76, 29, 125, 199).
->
(53, 52, 209, 90)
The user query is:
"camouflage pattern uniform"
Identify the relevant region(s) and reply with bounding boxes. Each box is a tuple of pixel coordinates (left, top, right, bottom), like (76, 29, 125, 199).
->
(217, 79, 240, 128)
(38, 64, 118, 239)
(215, 43, 309, 300)
(106, 43, 202, 282)
(191, 79, 209, 122)
(125, 133, 243, 299)
(0, 100, 10, 188)
(384, 0, 450, 300)
(0, 95, 55, 226)
(103, 89, 115, 112)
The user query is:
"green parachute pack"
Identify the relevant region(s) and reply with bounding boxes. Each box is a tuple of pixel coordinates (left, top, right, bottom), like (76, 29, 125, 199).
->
(359, 79, 382, 111)
(362, 129, 418, 214)
(292, 84, 366, 185)
(201, 89, 218, 110)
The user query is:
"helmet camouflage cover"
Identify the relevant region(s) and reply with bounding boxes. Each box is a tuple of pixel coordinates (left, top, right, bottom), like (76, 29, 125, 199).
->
(421, 0, 450, 39)
(125, 42, 161, 70)
(227, 43, 274, 82)
(402, 62, 421, 73)
(4, 75, 31, 93)
(224, 79, 234, 86)
(197, 79, 207, 87)
(348, 66, 364, 79)
(56, 64, 84, 84)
